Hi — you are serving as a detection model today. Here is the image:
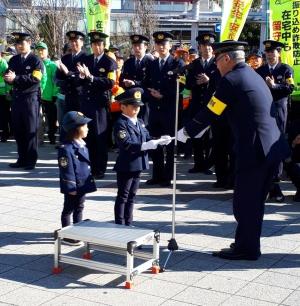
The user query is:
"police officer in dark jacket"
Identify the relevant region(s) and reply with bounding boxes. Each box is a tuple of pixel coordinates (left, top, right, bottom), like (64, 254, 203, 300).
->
(145, 31, 185, 187)
(178, 41, 290, 260)
(77, 31, 117, 179)
(256, 40, 294, 202)
(119, 34, 153, 126)
(113, 88, 172, 225)
(56, 31, 86, 114)
(4, 32, 44, 170)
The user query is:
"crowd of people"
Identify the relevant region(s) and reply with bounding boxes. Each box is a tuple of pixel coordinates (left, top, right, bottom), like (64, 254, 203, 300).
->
(0, 29, 299, 260)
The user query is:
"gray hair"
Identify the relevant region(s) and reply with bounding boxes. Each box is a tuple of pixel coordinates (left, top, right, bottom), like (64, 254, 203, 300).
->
(227, 50, 245, 63)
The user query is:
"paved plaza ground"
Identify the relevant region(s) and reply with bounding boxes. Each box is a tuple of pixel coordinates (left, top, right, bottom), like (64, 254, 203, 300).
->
(0, 140, 300, 305)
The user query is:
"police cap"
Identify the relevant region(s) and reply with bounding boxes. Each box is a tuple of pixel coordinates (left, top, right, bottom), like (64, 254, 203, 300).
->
(189, 48, 198, 55)
(130, 34, 150, 44)
(35, 42, 48, 50)
(11, 32, 31, 43)
(247, 49, 263, 58)
(153, 31, 174, 43)
(263, 40, 284, 52)
(196, 32, 216, 45)
(88, 31, 108, 43)
(66, 31, 85, 40)
(115, 88, 144, 106)
(109, 45, 119, 52)
(212, 40, 248, 56)
(62, 111, 92, 132)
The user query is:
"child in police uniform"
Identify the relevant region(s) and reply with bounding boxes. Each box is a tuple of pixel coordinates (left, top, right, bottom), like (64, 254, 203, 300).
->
(58, 111, 97, 245)
(113, 88, 172, 226)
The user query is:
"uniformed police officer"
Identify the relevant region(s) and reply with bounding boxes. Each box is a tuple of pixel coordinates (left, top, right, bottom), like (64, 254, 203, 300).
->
(77, 31, 117, 179)
(178, 40, 290, 260)
(113, 87, 171, 225)
(256, 40, 294, 202)
(145, 31, 185, 187)
(4, 32, 44, 170)
(119, 34, 153, 126)
(56, 31, 86, 114)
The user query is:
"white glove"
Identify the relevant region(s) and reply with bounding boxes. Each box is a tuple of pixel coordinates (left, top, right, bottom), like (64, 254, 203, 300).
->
(159, 135, 172, 146)
(141, 139, 160, 151)
(177, 128, 189, 143)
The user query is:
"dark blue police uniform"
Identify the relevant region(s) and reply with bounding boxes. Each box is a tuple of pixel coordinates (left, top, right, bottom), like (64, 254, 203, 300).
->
(113, 88, 151, 226)
(145, 31, 185, 186)
(79, 31, 117, 178)
(56, 31, 86, 113)
(183, 41, 290, 260)
(119, 34, 154, 125)
(6, 32, 44, 169)
(58, 111, 96, 228)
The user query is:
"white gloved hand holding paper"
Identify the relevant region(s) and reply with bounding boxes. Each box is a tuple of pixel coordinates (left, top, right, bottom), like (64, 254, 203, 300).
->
(177, 128, 189, 143)
(159, 135, 172, 145)
(141, 139, 160, 151)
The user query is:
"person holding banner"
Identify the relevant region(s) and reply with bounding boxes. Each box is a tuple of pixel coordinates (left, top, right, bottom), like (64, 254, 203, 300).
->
(178, 40, 290, 260)
(77, 31, 117, 179)
(256, 40, 294, 202)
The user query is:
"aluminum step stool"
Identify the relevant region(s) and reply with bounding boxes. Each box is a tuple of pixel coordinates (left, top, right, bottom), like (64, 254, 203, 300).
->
(53, 220, 160, 289)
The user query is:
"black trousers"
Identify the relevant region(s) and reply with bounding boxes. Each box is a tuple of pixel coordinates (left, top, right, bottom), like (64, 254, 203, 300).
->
(233, 161, 277, 256)
(0, 95, 11, 140)
(114, 171, 141, 226)
(11, 94, 39, 166)
(61, 194, 85, 227)
(42, 100, 57, 142)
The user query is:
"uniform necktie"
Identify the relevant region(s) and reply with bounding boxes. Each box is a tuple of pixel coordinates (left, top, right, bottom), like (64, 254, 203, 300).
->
(136, 59, 141, 70)
(204, 59, 208, 69)
(94, 57, 98, 68)
(270, 67, 274, 74)
(160, 59, 165, 71)
(21, 56, 25, 64)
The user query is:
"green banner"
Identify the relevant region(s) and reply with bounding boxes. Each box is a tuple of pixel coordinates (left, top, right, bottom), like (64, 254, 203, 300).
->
(221, 0, 253, 41)
(84, 0, 110, 36)
(270, 0, 300, 99)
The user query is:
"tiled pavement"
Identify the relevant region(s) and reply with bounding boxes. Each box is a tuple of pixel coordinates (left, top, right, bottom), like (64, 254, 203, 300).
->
(0, 140, 300, 305)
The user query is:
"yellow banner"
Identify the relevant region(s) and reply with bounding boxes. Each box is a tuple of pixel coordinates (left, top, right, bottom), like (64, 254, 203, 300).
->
(84, 0, 110, 36)
(269, 0, 300, 96)
(221, 0, 253, 41)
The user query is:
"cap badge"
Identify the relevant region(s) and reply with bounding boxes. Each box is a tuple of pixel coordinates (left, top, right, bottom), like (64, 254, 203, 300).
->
(77, 111, 84, 117)
(94, 34, 100, 39)
(70, 33, 76, 38)
(265, 42, 271, 48)
(134, 91, 142, 99)
(133, 35, 139, 41)
(158, 34, 164, 39)
(204, 35, 210, 40)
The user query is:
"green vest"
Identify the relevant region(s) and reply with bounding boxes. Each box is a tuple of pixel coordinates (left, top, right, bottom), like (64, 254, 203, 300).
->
(41, 58, 58, 101)
(0, 58, 8, 96)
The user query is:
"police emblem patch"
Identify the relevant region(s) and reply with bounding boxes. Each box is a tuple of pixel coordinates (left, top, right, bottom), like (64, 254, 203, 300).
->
(118, 130, 127, 140)
(167, 71, 174, 75)
(26, 66, 31, 70)
(99, 68, 105, 72)
(134, 91, 141, 99)
(59, 157, 68, 168)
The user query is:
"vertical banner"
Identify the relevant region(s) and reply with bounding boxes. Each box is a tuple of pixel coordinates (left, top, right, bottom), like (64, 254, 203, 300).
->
(221, 0, 253, 41)
(269, 0, 300, 96)
(84, 0, 110, 35)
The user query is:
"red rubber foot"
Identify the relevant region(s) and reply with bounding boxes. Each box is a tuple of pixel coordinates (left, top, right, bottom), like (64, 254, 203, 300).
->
(151, 266, 160, 274)
(125, 281, 133, 289)
(83, 252, 92, 259)
(52, 267, 62, 274)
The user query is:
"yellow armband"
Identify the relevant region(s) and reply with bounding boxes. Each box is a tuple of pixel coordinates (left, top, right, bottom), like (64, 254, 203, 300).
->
(207, 96, 227, 116)
(32, 69, 42, 80)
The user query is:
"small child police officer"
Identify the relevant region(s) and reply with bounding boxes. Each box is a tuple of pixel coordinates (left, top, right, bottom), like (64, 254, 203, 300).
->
(113, 87, 172, 226)
(58, 111, 97, 245)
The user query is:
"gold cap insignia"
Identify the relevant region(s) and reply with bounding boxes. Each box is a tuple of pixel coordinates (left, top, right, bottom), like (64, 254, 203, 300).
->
(14, 35, 19, 39)
(133, 35, 139, 41)
(134, 91, 141, 99)
(94, 34, 100, 39)
(70, 33, 76, 38)
(59, 157, 68, 168)
(204, 35, 210, 40)
(158, 34, 164, 40)
(265, 42, 271, 48)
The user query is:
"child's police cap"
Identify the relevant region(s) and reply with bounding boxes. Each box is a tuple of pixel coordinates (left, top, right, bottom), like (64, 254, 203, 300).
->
(66, 31, 85, 40)
(189, 48, 198, 55)
(153, 31, 174, 43)
(263, 40, 284, 51)
(212, 40, 248, 56)
(88, 31, 108, 43)
(130, 34, 150, 44)
(62, 111, 92, 132)
(115, 88, 144, 106)
(11, 32, 31, 43)
(196, 32, 216, 45)
(109, 45, 119, 52)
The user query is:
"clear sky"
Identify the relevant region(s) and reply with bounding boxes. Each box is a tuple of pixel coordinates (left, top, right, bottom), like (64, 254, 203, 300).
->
(111, 0, 121, 9)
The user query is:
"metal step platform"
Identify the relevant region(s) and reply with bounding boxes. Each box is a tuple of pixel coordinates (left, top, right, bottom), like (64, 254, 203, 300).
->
(53, 220, 160, 289)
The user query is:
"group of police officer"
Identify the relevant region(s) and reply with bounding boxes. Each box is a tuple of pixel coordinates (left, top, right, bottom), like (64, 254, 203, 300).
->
(0, 28, 298, 260)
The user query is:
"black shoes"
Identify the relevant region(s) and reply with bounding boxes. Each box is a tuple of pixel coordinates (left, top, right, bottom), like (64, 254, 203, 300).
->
(212, 247, 260, 261)
(145, 179, 162, 185)
(9, 162, 25, 168)
(93, 172, 105, 179)
(160, 180, 172, 187)
(293, 191, 300, 202)
(269, 184, 285, 203)
(24, 165, 35, 170)
(61, 238, 81, 246)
